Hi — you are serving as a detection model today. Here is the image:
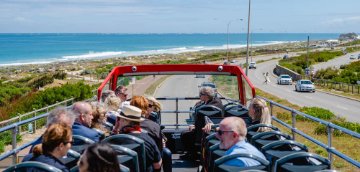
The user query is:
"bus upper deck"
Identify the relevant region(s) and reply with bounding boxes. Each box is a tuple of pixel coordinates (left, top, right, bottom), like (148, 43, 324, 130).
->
(0, 64, 359, 172)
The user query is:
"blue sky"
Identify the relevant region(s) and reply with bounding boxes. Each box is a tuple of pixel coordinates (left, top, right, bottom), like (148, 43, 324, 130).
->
(0, 0, 359, 33)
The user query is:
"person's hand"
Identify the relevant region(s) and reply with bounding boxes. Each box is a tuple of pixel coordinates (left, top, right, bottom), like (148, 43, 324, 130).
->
(112, 117, 121, 134)
(188, 125, 195, 131)
(202, 123, 213, 133)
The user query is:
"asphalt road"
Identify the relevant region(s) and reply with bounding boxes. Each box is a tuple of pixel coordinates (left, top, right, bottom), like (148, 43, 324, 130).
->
(247, 59, 360, 123)
(313, 51, 360, 71)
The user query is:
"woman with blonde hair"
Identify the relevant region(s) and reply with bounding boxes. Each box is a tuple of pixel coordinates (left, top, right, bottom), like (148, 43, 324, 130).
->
(90, 101, 109, 133)
(248, 97, 272, 132)
(26, 123, 73, 172)
(146, 96, 162, 124)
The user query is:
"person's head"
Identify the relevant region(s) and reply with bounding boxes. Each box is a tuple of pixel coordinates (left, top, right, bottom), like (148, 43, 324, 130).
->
(33, 123, 72, 158)
(46, 106, 75, 127)
(101, 90, 116, 103)
(78, 143, 120, 172)
(104, 96, 122, 111)
(199, 86, 215, 102)
(72, 102, 94, 127)
(117, 105, 144, 129)
(90, 101, 107, 127)
(115, 85, 128, 102)
(130, 95, 149, 118)
(248, 98, 271, 131)
(216, 117, 247, 149)
(146, 96, 162, 113)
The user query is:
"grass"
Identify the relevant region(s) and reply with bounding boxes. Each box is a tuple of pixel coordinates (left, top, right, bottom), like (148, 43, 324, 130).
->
(144, 75, 171, 96)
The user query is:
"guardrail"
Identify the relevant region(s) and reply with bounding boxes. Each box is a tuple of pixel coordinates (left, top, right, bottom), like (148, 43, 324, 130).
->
(259, 96, 360, 169)
(0, 98, 74, 165)
(313, 79, 360, 95)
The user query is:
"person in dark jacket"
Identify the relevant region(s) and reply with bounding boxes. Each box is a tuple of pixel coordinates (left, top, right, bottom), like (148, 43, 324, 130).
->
(23, 123, 73, 172)
(27, 106, 75, 153)
(72, 101, 101, 143)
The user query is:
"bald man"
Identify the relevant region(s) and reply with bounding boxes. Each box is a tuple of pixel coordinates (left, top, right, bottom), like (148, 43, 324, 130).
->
(216, 117, 266, 167)
(72, 101, 101, 142)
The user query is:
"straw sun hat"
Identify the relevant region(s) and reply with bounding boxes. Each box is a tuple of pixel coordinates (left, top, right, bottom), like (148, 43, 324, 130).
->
(117, 105, 144, 122)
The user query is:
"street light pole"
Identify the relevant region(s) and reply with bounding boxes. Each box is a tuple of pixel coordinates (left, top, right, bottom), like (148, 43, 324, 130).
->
(245, 0, 252, 76)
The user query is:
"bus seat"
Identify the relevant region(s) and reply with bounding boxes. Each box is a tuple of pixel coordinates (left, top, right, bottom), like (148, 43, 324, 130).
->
(247, 124, 280, 142)
(250, 131, 291, 149)
(4, 161, 62, 172)
(207, 143, 226, 172)
(261, 140, 308, 167)
(110, 144, 140, 172)
(72, 135, 95, 153)
(102, 134, 146, 172)
(214, 153, 270, 172)
(274, 152, 330, 172)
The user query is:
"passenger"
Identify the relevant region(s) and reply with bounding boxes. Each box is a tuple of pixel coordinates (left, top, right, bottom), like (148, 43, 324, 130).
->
(130, 96, 172, 172)
(114, 85, 130, 108)
(90, 101, 109, 134)
(24, 123, 73, 172)
(100, 90, 116, 103)
(78, 143, 120, 172)
(104, 96, 122, 126)
(27, 106, 75, 153)
(117, 105, 162, 171)
(180, 86, 224, 160)
(194, 86, 224, 111)
(146, 96, 162, 124)
(248, 98, 272, 132)
(217, 117, 266, 167)
(72, 102, 101, 142)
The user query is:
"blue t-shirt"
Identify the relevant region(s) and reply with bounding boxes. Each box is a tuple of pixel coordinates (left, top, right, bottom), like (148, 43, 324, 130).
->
(224, 140, 266, 167)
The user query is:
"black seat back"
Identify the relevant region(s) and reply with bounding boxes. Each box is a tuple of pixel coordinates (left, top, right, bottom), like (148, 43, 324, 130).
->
(194, 105, 223, 143)
(246, 124, 280, 141)
(4, 161, 62, 172)
(214, 153, 270, 172)
(72, 135, 95, 153)
(111, 144, 140, 172)
(274, 152, 331, 172)
(251, 131, 291, 149)
(102, 134, 146, 172)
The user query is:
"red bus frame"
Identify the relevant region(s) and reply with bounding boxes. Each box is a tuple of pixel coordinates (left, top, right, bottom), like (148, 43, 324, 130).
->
(97, 64, 256, 105)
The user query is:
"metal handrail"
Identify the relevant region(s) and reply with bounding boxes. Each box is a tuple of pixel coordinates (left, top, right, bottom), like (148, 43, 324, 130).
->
(258, 96, 360, 169)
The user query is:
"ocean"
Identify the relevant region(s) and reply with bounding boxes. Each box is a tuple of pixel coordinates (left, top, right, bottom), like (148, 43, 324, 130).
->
(0, 33, 340, 66)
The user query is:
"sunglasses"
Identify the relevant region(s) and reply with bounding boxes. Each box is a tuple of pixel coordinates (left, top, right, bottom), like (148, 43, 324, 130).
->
(199, 93, 206, 96)
(217, 130, 234, 136)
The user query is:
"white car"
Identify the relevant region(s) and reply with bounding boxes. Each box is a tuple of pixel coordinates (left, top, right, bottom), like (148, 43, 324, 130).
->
(277, 74, 292, 85)
(249, 62, 256, 69)
(350, 55, 356, 59)
(295, 80, 315, 92)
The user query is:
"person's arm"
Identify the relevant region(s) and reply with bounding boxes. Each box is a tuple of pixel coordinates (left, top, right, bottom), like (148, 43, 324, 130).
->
(153, 158, 162, 170)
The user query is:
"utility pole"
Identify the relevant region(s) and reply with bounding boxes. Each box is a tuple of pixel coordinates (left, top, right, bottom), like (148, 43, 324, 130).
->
(306, 36, 310, 78)
(245, 0, 251, 76)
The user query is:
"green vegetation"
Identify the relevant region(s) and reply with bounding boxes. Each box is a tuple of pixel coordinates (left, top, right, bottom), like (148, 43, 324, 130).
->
(279, 50, 343, 74)
(314, 61, 360, 84)
(0, 82, 94, 120)
(341, 39, 360, 46)
(0, 131, 22, 153)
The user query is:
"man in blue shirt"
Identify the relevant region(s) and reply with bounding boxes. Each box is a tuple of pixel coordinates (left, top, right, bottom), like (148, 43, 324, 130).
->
(217, 117, 266, 167)
(72, 101, 101, 143)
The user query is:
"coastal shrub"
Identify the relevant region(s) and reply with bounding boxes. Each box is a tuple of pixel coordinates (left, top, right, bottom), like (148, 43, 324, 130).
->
(314, 124, 343, 136)
(0, 84, 30, 106)
(331, 119, 360, 133)
(53, 72, 67, 80)
(276, 112, 291, 121)
(299, 107, 335, 121)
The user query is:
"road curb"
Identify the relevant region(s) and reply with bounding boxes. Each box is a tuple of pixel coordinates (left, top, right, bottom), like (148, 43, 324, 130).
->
(316, 89, 360, 102)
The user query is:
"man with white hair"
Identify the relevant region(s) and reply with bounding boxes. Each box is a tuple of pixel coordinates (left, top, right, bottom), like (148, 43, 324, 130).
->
(72, 101, 101, 142)
(216, 117, 266, 167)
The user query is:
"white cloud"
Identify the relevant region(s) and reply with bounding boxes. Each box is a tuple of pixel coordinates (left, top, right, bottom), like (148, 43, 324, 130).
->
(322, 16, 360, 25)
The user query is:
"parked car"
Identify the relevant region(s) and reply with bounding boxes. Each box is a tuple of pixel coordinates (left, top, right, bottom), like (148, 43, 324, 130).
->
(350, 55, 356, 59)
(249, 62, 256, 69)
(295, 80, 315, 92)
(277, 74, 292, 85)
(283, 54, 289, 59)
(358, 54, 360, 59)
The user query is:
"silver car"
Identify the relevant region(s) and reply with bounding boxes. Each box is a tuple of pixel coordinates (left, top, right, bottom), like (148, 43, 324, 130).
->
(295, 80, 315, 92)
(277, 74, 292, 85)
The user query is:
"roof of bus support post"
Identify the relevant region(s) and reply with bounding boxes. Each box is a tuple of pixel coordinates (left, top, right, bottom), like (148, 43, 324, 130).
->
(97, 64, 256, 105)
